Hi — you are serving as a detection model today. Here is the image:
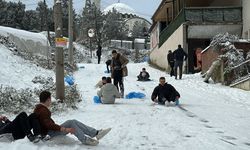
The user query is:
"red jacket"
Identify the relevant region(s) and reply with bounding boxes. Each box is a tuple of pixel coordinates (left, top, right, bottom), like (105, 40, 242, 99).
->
(34, 104, 61, 135)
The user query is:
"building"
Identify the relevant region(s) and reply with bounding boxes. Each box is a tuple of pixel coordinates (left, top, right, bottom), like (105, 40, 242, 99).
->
(103, 2, 151, 49)
(103, 2, 151, 37)
(149, 0, 243, 73)
(242, 0, 250, 39)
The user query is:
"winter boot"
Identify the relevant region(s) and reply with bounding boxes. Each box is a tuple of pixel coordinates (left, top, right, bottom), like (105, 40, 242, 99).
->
(96, 128, 111, 140)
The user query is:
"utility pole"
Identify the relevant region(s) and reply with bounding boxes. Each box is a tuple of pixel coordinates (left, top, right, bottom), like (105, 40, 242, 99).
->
(68, 0, 74, 66)
(54, 0, 65, 101)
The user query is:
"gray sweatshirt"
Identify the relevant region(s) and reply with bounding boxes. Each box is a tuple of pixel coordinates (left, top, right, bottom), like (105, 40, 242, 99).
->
(97, 83, 120, 104)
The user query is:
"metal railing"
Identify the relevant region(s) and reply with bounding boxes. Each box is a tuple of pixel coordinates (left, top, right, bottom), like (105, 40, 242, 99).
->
(226, 59, 250, 86)
(158, 7, 242, 48)
(159, 9, 185, 47)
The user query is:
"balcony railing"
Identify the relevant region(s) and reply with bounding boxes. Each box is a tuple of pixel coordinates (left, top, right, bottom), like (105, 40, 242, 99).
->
(226, 59, 250, 86)
(159, 7, 242, 47)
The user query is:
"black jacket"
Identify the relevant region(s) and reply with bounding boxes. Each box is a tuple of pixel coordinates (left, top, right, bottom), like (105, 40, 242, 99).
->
(0, 119, 11, 135)
(151, 83, 180, 102)
(173, 48, 187, 61)
(96, 46, 102, 56)
(138, 71, 150, 80)
(167, 52, 175, 65)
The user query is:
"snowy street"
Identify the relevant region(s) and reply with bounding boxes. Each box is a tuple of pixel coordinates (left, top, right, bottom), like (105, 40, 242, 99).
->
(1, 0, 250, 149)
(1, 48, 250, 149)
(72, 63, 250, 150)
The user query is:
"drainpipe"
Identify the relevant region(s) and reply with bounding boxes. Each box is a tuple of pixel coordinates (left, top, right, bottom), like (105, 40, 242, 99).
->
(183, 23, 188, 74)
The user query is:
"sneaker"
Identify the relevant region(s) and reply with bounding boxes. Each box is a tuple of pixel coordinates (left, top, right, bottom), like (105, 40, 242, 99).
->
(96, 128, 111, 140)
(27, 134, 40, 143)
(41, 135, 51, 141)
(165, 101, 171, 107)
(83, 137, 99, 146)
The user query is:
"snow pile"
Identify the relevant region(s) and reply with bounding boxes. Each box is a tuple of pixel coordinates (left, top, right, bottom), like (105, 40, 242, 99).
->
(0, 27, 82, 114)
(0, 31, 53, 70)
(0, 26, 49, 56)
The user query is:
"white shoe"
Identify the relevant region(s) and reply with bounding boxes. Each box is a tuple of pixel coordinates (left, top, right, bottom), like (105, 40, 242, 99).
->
(83, 137, 99, 146)
(96, 128, 111, 140)
(165, 101, 171, 107)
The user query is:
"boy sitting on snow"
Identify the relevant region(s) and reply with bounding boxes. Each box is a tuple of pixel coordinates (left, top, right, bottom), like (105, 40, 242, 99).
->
(137, 68, 150, 81)
(151, 77, 180, 106)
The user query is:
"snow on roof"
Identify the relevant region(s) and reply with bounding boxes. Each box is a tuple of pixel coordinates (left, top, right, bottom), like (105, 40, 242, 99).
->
(103, 3, 137, 15)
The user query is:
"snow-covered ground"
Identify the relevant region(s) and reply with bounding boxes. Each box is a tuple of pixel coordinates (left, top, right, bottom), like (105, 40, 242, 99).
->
(0, 44, 54, 89)
(0, 27, 250, 149)
(1, 61, 250, 149)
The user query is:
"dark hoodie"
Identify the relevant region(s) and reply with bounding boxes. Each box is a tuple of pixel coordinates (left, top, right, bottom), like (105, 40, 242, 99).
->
(151, 83, 180, 103)
(34, 104, 61, 135)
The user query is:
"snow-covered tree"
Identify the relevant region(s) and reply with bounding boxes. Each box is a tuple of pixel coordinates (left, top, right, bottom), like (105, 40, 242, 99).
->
(102, 8, 128, 41)
(0, 0, 8, 25)
(131, 21, 149, 38)
(203, 33, 246, 85)
(22, 10, 39, 31)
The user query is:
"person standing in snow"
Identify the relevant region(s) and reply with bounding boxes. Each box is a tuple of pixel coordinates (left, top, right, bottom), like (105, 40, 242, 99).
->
(111, 50, 129, 98)
(105, 59, 112, 73)
(96, 45, 102, 64)
(34, 91, 111, 146)
(173, 45, 187, 79)
(151, 77, 180, 105)
(97, 77, 120, 104)
(167, 50, 175, 77)
(0, 112, 41, 143)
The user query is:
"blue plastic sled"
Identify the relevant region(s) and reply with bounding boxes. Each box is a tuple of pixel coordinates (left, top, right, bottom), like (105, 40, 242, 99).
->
(104, 70, 110, 74)
(93, 96, 102, 104)
(125, 92, 146, 99)
(64, 76, 74, 86)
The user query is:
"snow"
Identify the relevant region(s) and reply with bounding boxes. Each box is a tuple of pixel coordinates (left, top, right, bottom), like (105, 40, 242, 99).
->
(0, 44, 54, 89)
(0, 28, 250, 149)
(1, 60, 250, 149)
(103, 3, 137, 15)
(0, 26, 48, 45)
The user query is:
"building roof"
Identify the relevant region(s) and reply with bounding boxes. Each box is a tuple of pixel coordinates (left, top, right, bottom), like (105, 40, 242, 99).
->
(103, 3, 137, 15)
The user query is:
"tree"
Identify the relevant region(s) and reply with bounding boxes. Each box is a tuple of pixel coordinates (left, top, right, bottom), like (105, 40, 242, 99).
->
(22, 10, 39, 31)
(131, 21, 149, 38)
(0, 0, 7, 25)
(102, 9, 128, 42)
(4, 1, 25, 28)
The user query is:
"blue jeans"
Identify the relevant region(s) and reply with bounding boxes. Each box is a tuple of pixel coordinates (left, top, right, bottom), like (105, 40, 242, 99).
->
(48, 120, 97, 142)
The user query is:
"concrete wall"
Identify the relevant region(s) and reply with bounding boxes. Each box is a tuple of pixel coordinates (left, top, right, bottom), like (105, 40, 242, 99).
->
(150, 24, 184, 70)
(201, 47, 220, 73)
(231, 78, 250, 91)
(150, 24, 159, 50)
(242, 0, 250, 39)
